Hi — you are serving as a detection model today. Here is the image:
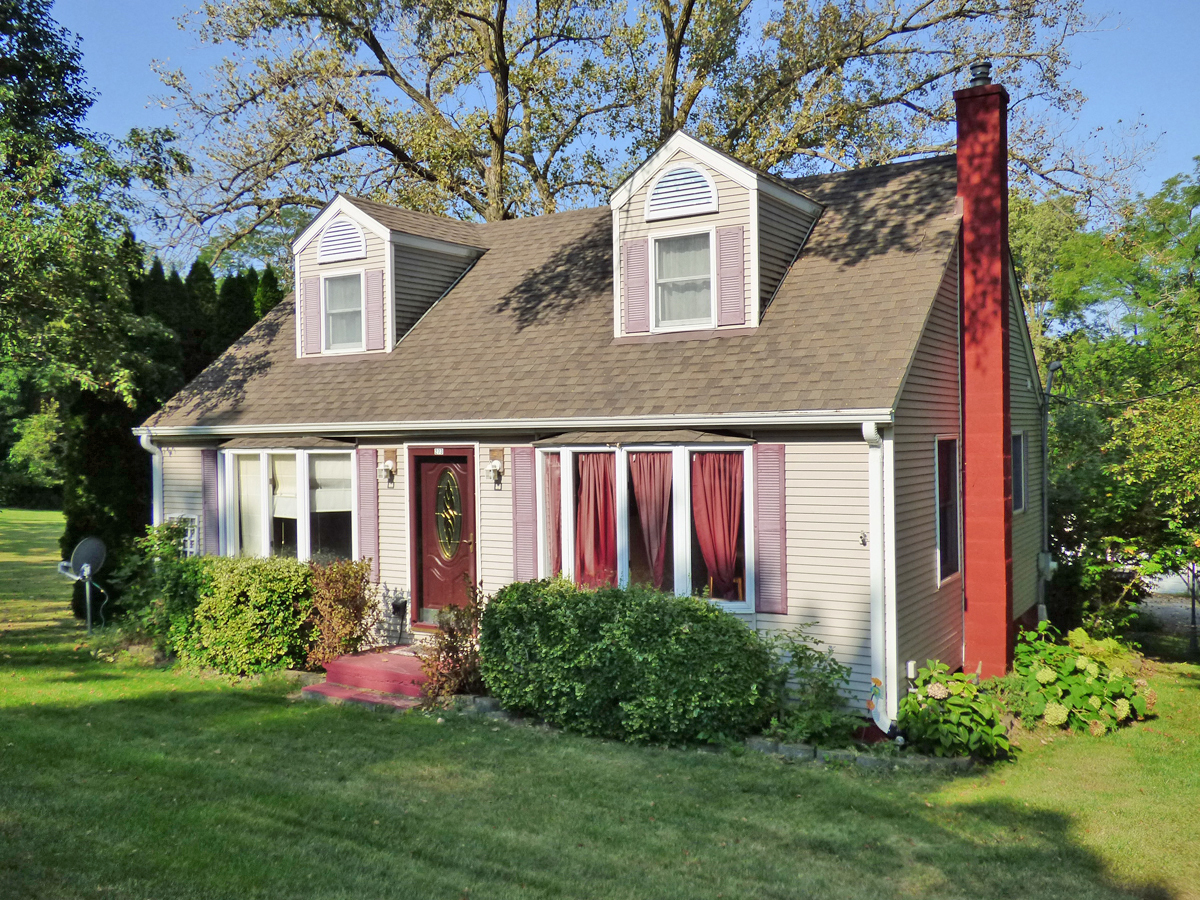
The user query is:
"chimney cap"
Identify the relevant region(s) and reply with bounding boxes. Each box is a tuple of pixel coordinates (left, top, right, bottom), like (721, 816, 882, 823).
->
(969, 60, 993, 87)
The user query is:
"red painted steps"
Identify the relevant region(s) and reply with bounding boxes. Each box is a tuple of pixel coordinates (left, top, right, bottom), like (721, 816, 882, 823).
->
(300, 646, 428, 708)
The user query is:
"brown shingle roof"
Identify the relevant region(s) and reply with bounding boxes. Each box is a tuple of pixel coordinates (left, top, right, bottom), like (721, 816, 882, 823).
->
(145, 155, 960, 432)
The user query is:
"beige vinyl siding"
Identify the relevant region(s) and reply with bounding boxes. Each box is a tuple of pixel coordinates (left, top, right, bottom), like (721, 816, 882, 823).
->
(161, 446, 204, 537)
(478, 445, 514, 592)
(1010, 289, 1043, 618)
(892, 246, 964, 683)
(373, 448, 408, 593)
(758, 192, 817, 311)
(756, 436, 874, 704)
(394, 244, 473, 341)
(294, 213, 389, 353)
(618, 149, 753, 334)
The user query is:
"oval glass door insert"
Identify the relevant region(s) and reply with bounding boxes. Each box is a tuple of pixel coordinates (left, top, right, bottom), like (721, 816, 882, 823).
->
(435, 469, 462, 559)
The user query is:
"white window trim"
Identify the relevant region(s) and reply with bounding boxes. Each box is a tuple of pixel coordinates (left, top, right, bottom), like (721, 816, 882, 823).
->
(321, 268, 366, 354)
(535, 444, 754, 613)
(933, 435, 962, 587)
(649, 226, 717, 333)
(221, 448, 356, 561)
(1011, 430, 1027, 514)
(643, 164, 720, 222)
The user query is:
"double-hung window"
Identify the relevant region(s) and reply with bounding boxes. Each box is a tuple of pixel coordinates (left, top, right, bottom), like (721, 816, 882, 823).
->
(935, 438, 960, 582)
(654, 233, 712, 328)
(324, 273, 364, 351)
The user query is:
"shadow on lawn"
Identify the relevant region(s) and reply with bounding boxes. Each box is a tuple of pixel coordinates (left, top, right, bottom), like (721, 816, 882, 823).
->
(0, 683, 1176, 900)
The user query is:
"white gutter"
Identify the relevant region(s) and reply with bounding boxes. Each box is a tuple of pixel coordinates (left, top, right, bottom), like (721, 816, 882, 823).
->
(138, 432, 164, 526)
(134, 408, 895, 440)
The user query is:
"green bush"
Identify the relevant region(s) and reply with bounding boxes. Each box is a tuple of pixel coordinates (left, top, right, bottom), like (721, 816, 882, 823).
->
(479, 579, 777, 743)
(306, 559, 378, 668)
(1005, 622, 1151, 735)
(763, 626, 865, 747)
(178, 557, 313, 675)
(897, 661, 1010, 759)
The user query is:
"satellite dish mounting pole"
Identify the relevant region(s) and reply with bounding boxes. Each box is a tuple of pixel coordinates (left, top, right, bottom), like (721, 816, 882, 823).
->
(82, 563, 93, 635)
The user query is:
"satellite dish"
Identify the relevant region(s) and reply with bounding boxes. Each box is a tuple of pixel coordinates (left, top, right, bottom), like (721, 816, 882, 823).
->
(58, 537, 108, 634)
(70, 537, 106, 578)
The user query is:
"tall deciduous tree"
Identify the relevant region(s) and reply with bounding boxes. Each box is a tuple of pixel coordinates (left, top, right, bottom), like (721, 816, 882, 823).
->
(161, 0, 1124, 262)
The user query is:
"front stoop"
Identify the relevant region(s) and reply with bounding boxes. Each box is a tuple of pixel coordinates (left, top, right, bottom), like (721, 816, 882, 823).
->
(300, 646, 427, 711)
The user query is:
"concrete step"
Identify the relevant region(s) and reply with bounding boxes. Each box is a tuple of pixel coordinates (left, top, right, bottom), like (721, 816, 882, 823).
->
(323, 648, 427, 697)
(301, 682, 420, 712)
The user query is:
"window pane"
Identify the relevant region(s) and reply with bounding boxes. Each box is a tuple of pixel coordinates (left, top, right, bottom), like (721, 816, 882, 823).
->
(656, 233, 711, 327)
(270, 453, 297, 558)
(235, 455, 262, 557)
(310, 454, 353, 561)
(543, 452, 562, 577)
(937, 439, 959, 580)
(325, 275, 362, 349)
(690, 452, 744, 601)
(1011, 434, 1025, 512)
(628, 452, 673, 591)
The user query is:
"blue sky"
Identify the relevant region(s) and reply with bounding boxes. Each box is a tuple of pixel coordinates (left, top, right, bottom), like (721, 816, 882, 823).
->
(52, 0, 1200, 204)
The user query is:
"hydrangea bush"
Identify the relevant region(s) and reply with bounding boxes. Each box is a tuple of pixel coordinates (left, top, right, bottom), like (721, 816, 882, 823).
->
(896, 661, 1010, 759)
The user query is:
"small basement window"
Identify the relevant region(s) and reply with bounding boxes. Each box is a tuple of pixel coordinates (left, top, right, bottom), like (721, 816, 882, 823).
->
(324, 273, 363, 351)
(655, 233, 712, 329)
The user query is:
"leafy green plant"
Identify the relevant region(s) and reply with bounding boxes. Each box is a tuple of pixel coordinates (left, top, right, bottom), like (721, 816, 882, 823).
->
(1008, 622, 1152, 734)
(763, 626, 864, 746)
(306, 558, 378, 668)
(897, 661, 1010, 759)
(479, 579, 776, 744)
(418, 585, 486, 705)
(178, 557, 312, 675)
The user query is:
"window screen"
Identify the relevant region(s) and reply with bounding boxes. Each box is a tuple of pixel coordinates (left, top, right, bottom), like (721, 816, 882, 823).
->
(936, 438, 959, 581)
(655, 233, 711, 327)
(325, 274, 363, 350)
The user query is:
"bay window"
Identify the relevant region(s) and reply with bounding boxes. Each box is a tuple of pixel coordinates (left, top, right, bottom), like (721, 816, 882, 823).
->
(223, 449, 355, 562)
(538, 444, 752, 609)
(654, 233, 712, 328)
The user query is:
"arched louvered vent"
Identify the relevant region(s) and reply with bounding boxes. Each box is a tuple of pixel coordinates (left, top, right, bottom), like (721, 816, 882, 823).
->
(318, 217, 367, 264)
(645, 166, 718, 221)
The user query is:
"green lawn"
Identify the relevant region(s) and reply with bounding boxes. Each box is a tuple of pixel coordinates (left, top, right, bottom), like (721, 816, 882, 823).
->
(1, 508, 1197, 900)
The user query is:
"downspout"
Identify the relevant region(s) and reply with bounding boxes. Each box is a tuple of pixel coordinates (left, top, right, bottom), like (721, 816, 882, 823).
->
(138, 432, 164, 526)
(862, 421, 891, 731)
(1037, 361, 1063, 621)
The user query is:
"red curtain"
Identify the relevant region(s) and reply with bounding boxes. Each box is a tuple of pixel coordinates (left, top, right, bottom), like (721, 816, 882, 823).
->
(545, 452, 562, 576)
(575, 453, 617, 588)
(691, 452, 744, 600)
(630, 452, 673, 590)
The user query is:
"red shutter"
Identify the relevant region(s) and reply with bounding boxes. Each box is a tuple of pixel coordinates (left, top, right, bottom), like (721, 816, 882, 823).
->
(357, 449, 380, 582)
(302, 276, 321, 355)
(623, 238, 650, 333)
(716, 225, 745, 326)
(754, 443, 787, 614)
(511, 447, 537, 581)
(201, 448, 219, 556)
(364, 269, 385, 351)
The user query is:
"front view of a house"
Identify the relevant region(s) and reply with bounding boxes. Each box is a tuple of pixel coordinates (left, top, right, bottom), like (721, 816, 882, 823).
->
(137, 69, 1044, 730)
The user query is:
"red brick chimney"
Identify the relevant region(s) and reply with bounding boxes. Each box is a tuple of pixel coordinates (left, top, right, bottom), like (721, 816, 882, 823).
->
(956, 61, 1014, 678)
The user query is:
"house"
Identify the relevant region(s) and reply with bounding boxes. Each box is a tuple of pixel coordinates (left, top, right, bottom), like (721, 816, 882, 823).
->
(136, 65, 1044, 728)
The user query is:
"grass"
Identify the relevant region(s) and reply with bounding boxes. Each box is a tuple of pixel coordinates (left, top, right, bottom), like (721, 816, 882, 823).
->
(2, 508, 1198, 900)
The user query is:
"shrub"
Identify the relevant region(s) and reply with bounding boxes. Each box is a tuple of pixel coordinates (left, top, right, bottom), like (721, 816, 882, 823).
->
(418, 587, 485, 704)
(306, 559, 379, 668)
(479, 579, 777, 743)
(897, 661, 1010, 759)
(763, 626, 864, 746)
(1006, 622, 1150, 734)
(110, 522, 213, 652)
(179, 557, 312, 675)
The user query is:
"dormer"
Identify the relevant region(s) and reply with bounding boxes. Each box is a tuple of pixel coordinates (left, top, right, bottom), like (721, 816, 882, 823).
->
(609, 133, 822, 339)
(291, 195, 484, 357)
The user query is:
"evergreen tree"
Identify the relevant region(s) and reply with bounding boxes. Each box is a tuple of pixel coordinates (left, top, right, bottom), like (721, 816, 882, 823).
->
(253, 264, 286, 318)
(210, 268, 258, 354)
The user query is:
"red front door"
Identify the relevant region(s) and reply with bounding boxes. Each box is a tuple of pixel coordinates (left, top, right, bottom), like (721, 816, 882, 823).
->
(412, 451, 476, 624)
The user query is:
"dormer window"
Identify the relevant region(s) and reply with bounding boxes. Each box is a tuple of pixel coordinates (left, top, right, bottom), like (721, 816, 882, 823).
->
(645, 166, 718, 221)
(324, 273, 364, 351)
(655, 232, 713, 328)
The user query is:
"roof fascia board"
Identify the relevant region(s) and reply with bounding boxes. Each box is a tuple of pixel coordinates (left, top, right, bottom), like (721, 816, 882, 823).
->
(137, 408, 896, 440)
(1008, 255, 1045, 405)
(293, 195, 391, 256)
(390, 230, 484, 259)
(756, 176, 824, 217)
(610, 132, 757, 209)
